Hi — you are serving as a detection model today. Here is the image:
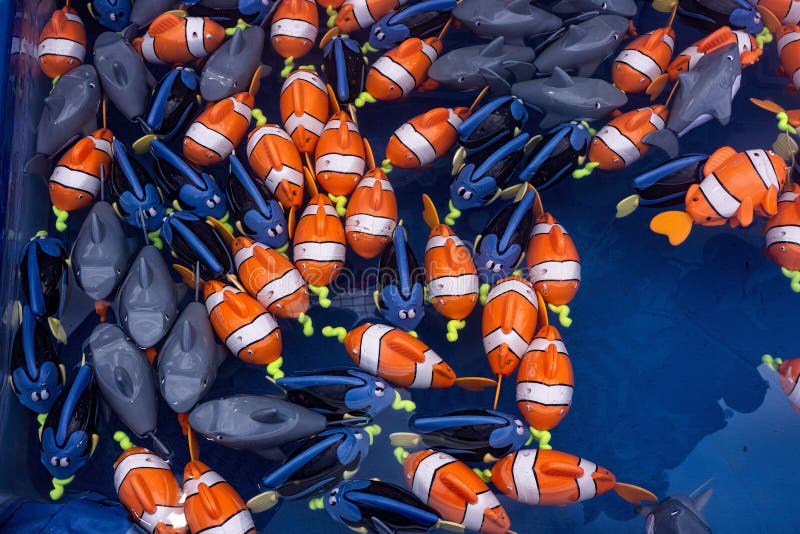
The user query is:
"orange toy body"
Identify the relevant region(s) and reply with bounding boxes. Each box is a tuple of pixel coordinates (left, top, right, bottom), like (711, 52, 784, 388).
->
(37, 7, 86, 79)
(344, 323, 456, 388)
(482, 276, 539, 377)
(386, 107, 469, 168)
(203, 280, 281, 365)
(270, 0, 318, 60)
(667, 27, 761, 80)
(114, 447, 185, 533)
(246, 124, 305, 209)
(335, 0, 405, 33)
(612, 28, 675, 93)
(293, 194, 346, 286)
(424, 224, 479, 320)
(183, 460, 256, 534)
(760, 0, 800, 25)
(490, 449, 617, 506)
(49, 129, 114, 213)
(526, 213, 581, 306)
(777, 24, 800, 91)
(365, 37, 442, 101)
(589, 105, 669, 171)
(516, 325, 573, 431)
(315, 111, 366, 196)
(344, 169, 398, 258)
(184, 93, 254, 166)
(403, 449, 512, 534)
(133, 12, 225, 65)
(764, 184, 800, 270)
(280, 69, 330, 153)
(777, 357, 800, 411)
(233, 236, 310, 318)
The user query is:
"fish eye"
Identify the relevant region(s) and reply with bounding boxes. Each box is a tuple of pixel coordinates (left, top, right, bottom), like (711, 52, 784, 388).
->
(595, 102, 601, 109)
(670, 509, 680, 516)
(205, 33, 213, 40)
(398, 310, 407, 319)
(706, 216, 712, 221)
(275, 225, 284, 234)
(213, 194, 222, 203)
(354, 431, 364, 440)
(485, 260, 494, 270)
(328, 494, 338, 506)
(492, 263, 502, 273)
(407, 309, 416, 319)
(50, 456, 58, 466)
(206, 199, 215, 208)
(31, 391, 40, 401)
(613, 33, 619, 40)
(88, 82, 96, 89)
(268, 228, 276, 237)
(58, 457, 70, 467)
(514, 419, 525, 435)
(458, 76, 465, 83)
(149, 207, 157, 216)
(602, 1, 607, 7)
(40, 389, 50, 400)
(726, 55, 734, 61)
(475, 21, 481, 26)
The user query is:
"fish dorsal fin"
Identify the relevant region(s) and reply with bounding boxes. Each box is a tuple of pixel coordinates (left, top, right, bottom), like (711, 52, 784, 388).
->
(397, 37, 422, 57)
(337, 113, 351, 146)
(385, 335, 426, 363)
(43, 94, 65, 115)
(736, 196, 754, 227)
(111, 60, 129, 86)
(506, 0, 531, 14)
(252, 244, 272, 266)
(90, 212, 105, 243)
(129, 476, 156, 513)
(71, 136, 96, 162)
(149, 12, 182, 35)
(614, 482, 658, 504)
(221, 289, 247, 316)
(370, 177, 384, 211)
(703, 146, 737, 176)
(138, 256, 153, 288)
(422, 108, 451, 128)
(315, 198, 328, 234)
(228, 28, 245, 56)
(480, 37, 505, 57)
(439, 472, 479, 504)
(444, 238, 462, 267)
(625, 109, 652, 131)
(645, 29, 666, 50)
(793, 196, 800, 218)
(113, 366, 134, 398)
(250, 407, 285, 424)
(179, 320, 194, 352)
(209, 99, 234, 124)
(51, 10, 67, 33)
(549, 67, 574, 88)
(549, 225, 566, 254)
(198, 482, 221, 517)
(545, 343, 559, 379)
(763, 186, 779, 215)
(291, 80, 305, 115)
(696, 27, 735, 53)
(693, 488, 712, 511)
(541, 462, 584, 478)
(562, 23, 587, 46)
(421, 194, 439, 228)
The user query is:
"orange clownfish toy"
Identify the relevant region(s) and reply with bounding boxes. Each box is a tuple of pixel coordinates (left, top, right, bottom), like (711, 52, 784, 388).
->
(246, 124, 306, 210)
(334, 0, 407, 34)
(279, 69, 330, 154)
(183, 460, 256, 534)
(270, 0, 319, 61)
(203, 280, 282, 366)
(612, 9, 677, 96)
(133, 11, 226, 66)
(777, 24, 800, 92)
(650, 147, 787, 246)
(365, 36, 442, 102)
(293, 189, 346, 288)
(184, 93, 254, 166)
(37, 6, 86, 79)
(490, 449, 657, 506)
(758, 0, 800, 26)
(386, 107, 470, 169)
(588, 105, 677, 171)
(114, 446, 186, 533)
(422, 194, 479, 341)
(49, 128, 114, 231)
(667, 26, 761, 81)
(764, 184, 800, 271)
(315, 110, 367, 196)
(344, 168, 398, 259)
(403, 449, 513, 534)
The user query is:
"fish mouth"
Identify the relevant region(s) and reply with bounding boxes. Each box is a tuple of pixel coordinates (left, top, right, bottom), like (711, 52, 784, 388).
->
(126, 310, 169, 347)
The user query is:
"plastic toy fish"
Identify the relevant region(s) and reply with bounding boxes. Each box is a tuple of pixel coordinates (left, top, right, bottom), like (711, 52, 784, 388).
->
(270, 0, 319, 61)
(10, 306, 65, 414)
(293, 191, 347, 288)
(489, 449, 657, 506)
(143, 67, 201, 141)
(279, 69, 330, 154)
(204, 280, 282, 366)
(517, 121, 592, 191)
(325, 479, 464, 534)
(369, 0, 456, 50)
(315, 110, 367, 195)
(676, 0, 764, 34)
(88, 0, 132, 31)
(365, 36, 442, 102)
(551, 0, 637, 17)
(612, 11, 677, 96)
(454, 95, 529, 158)
(151, 139, 227, 220)
(391, 409, 529, 462)
(184, 92, 254, 166)
(777, 24, 800, 92)
(345, 168, 398, 258)
(37, 6, 86, 79)
(49, 128, 114, 230)
(376, 223, 426, 331)
(758, 0, 800, 26)
(200, 24, 266, 101)
(21, 233, 68, 322)
(185, 0, 274, 26)
(39, 363, 99, 500)
(227, 154, 289, 250)
(93, 32, 156, 123)
(667, 26, 761, 81)
(133, 11, 226, 65)
(184, 460, 255, 533)
(333, 0, 408, 34)
(764, 184, 800, 271)
(512, 67, 627, 129)
(615, 154, 707, 217)
(636, 483, 712, 534)
(526, 212, 581, 317)
(428, 36, 536, 94)
(246, 123, 306, 209)
(322, 35, 368, 107)
(189, 395, 328, 459)
(110, 139, 166, 236)
(402, 450, 512, 534)
(386, 107, 469, 169)
(247, 427, 372, 512)
(113, 445, 185, 532)
(453, 0, 562, 45)
(649, 147, 787, 245)
(128, 0, 180, 29)
(161, 211, 235, 281)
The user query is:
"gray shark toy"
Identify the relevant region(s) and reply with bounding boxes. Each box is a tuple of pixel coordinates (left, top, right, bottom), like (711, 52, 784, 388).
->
(636, 483, 712, 533)
(158, 301, 226, 414)
(93, 32, 156, 123)
(512, 67, 627, 128)
(453, 0, 562, 45)
(70, 201, 135, 302)
(35, 65, 100, 159)
(666, 44, 742, 137)
(189, 395, 329, 461)
(129, 0, 179, 28)
(428, 36, 536, 94)
(201, 25, 268, 101)
(551, 0, 637, 17)
(534, 15, 629, 77)
(115, 245, 178, 349)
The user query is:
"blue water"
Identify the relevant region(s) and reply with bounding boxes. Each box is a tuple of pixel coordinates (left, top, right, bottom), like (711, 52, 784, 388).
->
(1, 0, 799, 532)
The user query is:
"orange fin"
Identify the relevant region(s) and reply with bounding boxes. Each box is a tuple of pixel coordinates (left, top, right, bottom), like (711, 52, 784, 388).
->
(149, 12, 182, 35)
(421, 107, 450, 128)
(645, 28, 667, 50)
(422, 194, 440, 228)
(363, 138, 376, 170)
(287, 206, 297, 239)
(536, 291, 549, 326)
(172, 263, 203, 289)
(222, 289, 247, 316)
(750, 98, 787, 115)
(370, 178, 384, 211)
(763, 186, 779, 215)
(549, 225, 566, 255)
(396, 37, 422, 57)
(198, 483, 221, 517)
(757, 5, 782, 34)
(454, 377, 497, 391)
(545, 344, 559, 379)
(740, 48, 762, 66)
(695, 27, 735, 53)
(624, 109, 652, 130)
(614, 482, 658, 504)
(439, 472, 479, 504)
(646, 74, 669, 100)
(540, 462, 584, 479)
(315, 200, 328, 234)
(385, 336, 426, 363)
(208, 99, 234, 124)
(736, 196, 754, 227)
(249, 65, 263, 96)
(650, 211, 693, 245)
(207, 217, 234, 248)
(703, 146, 737, 176)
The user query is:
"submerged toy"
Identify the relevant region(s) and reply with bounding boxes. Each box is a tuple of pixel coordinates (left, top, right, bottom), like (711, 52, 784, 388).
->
(270, 0, 319, 61)
(667, 26, 761, 80)
(184, 92, 254, 166)
(88, 0, 132, 31)
(612, 14, 677, 96)
(777, 24, 800, 93)
(321, 35, 368, 107)
(676, 0, 764, 34)
(764, 184, 800, 271)
(227, 154, 288, 250)
(161, 211, 234, 281)
(200, 24, 266, 102)
(246, 123, 306, 209)
(369, 0, 455, 50)
(184, 460, 255, 533)
(133, 11, 226, 65)
(551, 0, 637, 17)
(365, 36, 442, 102)
(452, 0, 562, 45)
(517, 121, 592, 191)
(37, 6, 86, 79)
(636, 483, 713, 534)
(144, 67, 201, 141)
(615, 154, 707, 217)
(185, 0, 274, 25)
(128, 0, 180, 28)
(110, 139, 165, 236)
(376, 223, 426, 331)
(315, 110, 366, 196)
(332, 0, 409, 34)
(526, 213, 581, 317)
(345, 169, 398, 259)
(21, 233, 68, 321)
(279, 69, 330, 154)
(386, 107, 469, 168)
(455, 95, 529, 157)
(94, 32, 155, 124)
(293, 191, 347, 288)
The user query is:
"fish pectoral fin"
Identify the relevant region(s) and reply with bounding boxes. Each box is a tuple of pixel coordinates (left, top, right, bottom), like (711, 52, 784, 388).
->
(436, 520, 467, 533)
(614, 482, 658, 504)
(703, 146, 737, 176)
(247, 491, 279, 513)
(736, 196, 754, 227)
(645, 74, 669, 100)
(385, 338, 426, 363)
(439, 472, 479, 504)
(642, 129, 679, 159)
(421, 194, 440, 228)
(540, 461, 584, 478)
(389, 432, 421, 448)
(762, 186, 779, 215)
(649, 211, 693, 246)
(454, 377, 497, 391)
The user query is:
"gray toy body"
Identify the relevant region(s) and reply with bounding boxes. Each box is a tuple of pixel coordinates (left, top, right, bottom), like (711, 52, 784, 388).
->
(189, 395, 328, 460)
(36, 65, 100, 157)
(129, 0, 180, 28)
(453, 0, 562, 45)
(71, 201, 134, 301)
(511, 67, 627, 128)
(158, 301, 226, 414)
(200, 25, 267, 101)
(115, 245, 177, 348)
(636, 487, 712, 534)
(667, 44, 741, 137)
(428, 36, 536, 94)
(93, 32, 155, 122)
(534, 15, 629, 77)
(551, 0, 637, 17)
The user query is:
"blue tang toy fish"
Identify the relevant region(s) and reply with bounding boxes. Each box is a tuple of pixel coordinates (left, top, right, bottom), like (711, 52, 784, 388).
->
(20, 233, 67, 320)
(110, 139, 166, 236)
(87, 0, 132, 31)
(518, 121, 593, 191)
(376, 224, 426, 331)
(369, 0, 456, 50)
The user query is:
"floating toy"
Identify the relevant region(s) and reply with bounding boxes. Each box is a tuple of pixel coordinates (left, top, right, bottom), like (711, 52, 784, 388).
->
(364, 36, 442, 102)
(369, 0, 455, 50)
(763, 354, 800, 411)
(132, 11, 226, 65)
(280, 69, 330, 153)
(271, 0, 319, 62)
(764, 184, 800, 273)
(88, 0, 132, 31)
(636, 482, 713, 534)
(315, 110, 367, 196)
(777, 24, 800, 93)
(37, 6, 87, 79)
(386, 107, 469, 169)
(200, 25, 266, 101)
(454, 95, 529, 159)
(333, 0, 408, 34)
(452, 0, 562, 45)
(183, 92, 254, 166)
(674, 0, 764, 34)
(667, 26, 761, 80)
(321, 35, 368, 108)
(184, 0, 274, 25)
(612, 8, 677, 97)
(141, 67, 201, 143)
(184, 460, 256, 533)
(376, 223, 426, 331)
(615, 154, 707, 217)
(344, 168, 398, 258)
(293, 186, 347, 293)
(551, 0, 637, 16)
(20, 233, 68, 324)
(246, 123, 306, 210)
(758, 0, 800, 26)
(110, 139, 166, 237)
(161, 211, 235, 282)
(517, 121, 592, 191)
